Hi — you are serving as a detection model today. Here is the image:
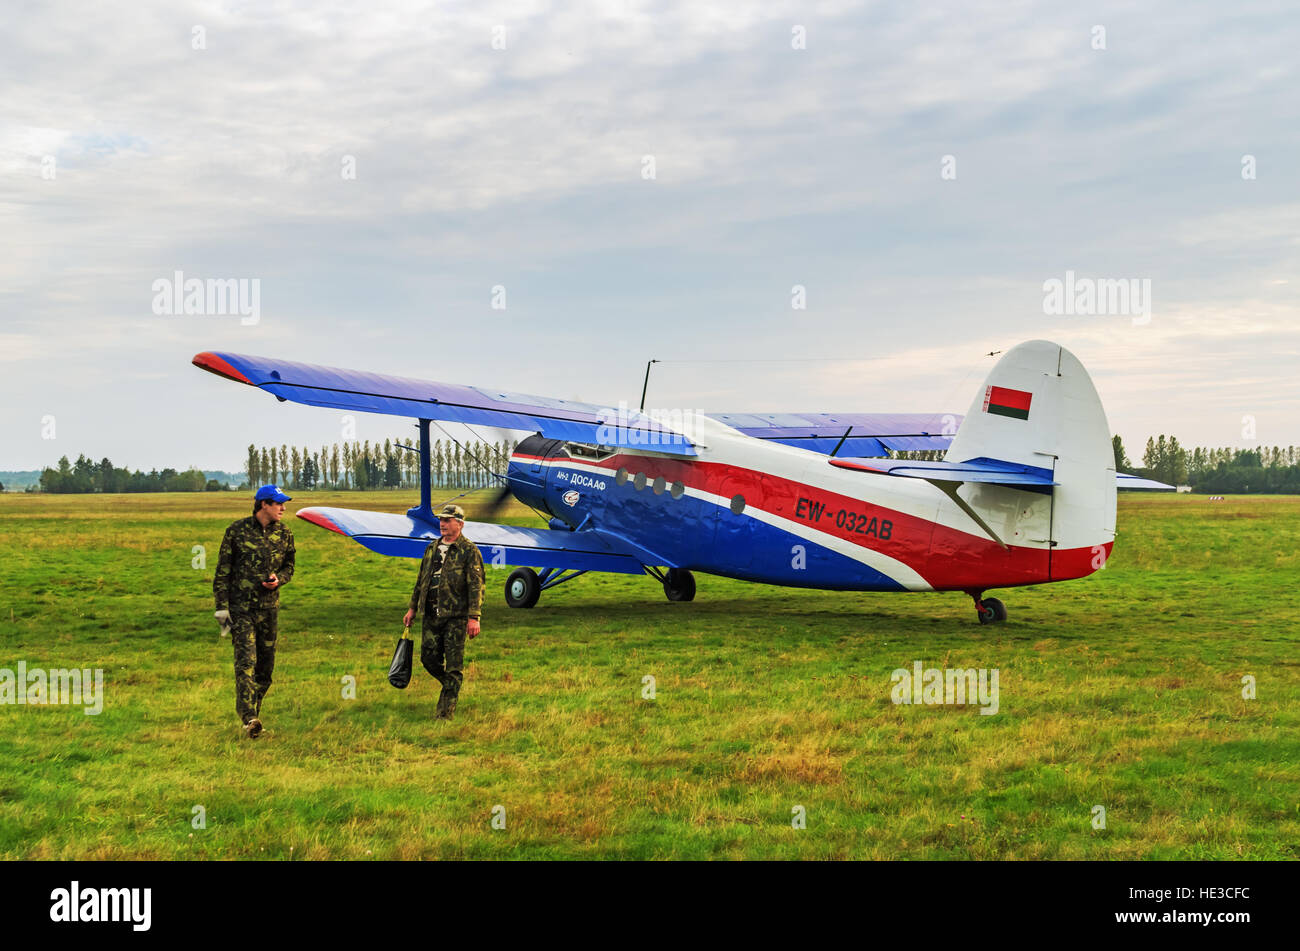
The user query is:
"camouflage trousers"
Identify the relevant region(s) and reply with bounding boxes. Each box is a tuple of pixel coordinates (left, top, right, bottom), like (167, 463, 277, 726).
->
(420, 613, 468, 702)
(231, 608, 277, 724)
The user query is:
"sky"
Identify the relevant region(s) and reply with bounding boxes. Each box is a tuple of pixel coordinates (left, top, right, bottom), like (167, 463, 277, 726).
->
(2, 0, 1297, 474)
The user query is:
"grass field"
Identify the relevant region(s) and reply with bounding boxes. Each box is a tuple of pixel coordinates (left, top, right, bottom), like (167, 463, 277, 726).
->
(1, 490, 1296, 859)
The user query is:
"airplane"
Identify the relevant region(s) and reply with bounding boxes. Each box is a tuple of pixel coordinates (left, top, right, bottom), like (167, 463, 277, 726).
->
(192, 339, 1171, 624)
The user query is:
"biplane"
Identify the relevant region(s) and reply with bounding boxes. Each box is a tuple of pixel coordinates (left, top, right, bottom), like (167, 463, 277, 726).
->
(193, 339, 1169, 623)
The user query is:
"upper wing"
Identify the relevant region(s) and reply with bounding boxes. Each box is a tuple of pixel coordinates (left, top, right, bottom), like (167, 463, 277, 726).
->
(193, 351, 697, 456)
(706, 412, 960, 456)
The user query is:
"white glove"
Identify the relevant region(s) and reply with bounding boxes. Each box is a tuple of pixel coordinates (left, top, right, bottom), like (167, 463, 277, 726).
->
(214, 609, 231, 637)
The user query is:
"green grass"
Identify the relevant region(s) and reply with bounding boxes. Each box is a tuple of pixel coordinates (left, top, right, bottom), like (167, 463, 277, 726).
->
(0, 490, 1296, 859)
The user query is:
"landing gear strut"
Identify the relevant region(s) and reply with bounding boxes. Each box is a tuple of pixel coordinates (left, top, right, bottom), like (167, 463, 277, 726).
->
(504, 565, 590, 608)
(968, 591, 1007, 624)
(643, 566, 696, 602)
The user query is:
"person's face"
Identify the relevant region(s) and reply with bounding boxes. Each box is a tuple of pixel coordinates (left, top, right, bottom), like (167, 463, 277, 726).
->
(439, 516, 462, 542)
(261, 500, 285, 522)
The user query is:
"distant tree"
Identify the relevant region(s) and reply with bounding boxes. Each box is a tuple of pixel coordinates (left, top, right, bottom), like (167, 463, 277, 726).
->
(330, 444, 340, 488)
(279, 446, 289, 487)
(1112, 435, 1130, 472)
(301, 455, 318, 489)
(97, 457, 113, 492)
(40, 456, 72, 493)
(352, 443, 376, 490)
(1166, 436, 1188, 485)
(246, 445, 259, 486)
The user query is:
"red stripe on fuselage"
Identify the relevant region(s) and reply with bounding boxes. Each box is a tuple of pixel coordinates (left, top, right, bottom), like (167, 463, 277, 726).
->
(515, 451, 1109, 589)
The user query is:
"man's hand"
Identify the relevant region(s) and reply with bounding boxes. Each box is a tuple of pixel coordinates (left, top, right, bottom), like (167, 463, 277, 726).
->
(467, 618, 480, 639)
(403, 608, 415, 629)
(261, 573, 279, 590)
(214, 609, 231, 637)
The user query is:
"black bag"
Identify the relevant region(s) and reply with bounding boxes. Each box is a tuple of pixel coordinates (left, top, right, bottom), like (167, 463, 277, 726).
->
(388, 628, 414, 689)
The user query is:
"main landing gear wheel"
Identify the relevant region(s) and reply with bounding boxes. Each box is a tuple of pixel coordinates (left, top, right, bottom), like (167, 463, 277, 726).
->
(663, 568, 696, 602)
(976, 597, 1007, 625)
(505, 567, 541, 609)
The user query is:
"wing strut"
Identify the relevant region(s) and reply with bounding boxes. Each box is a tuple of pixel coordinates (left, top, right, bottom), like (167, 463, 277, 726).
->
(405, 418, 434, 525)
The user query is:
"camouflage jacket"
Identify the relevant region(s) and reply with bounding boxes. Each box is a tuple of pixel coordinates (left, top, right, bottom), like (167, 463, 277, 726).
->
(214, 515, 296, 613)
(408, 535, 484, 620)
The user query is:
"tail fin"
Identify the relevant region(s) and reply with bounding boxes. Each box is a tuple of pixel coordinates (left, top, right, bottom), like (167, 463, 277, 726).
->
(944, 340, 1116, 579)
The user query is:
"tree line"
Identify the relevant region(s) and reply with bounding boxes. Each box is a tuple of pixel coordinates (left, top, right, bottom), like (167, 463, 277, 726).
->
(19, 435, 1300, 495)
(36, 455, 222, 493)
(243, 438, 519, 491)
(27, 437, 518, 495)
(1123, 435, 1300, 493)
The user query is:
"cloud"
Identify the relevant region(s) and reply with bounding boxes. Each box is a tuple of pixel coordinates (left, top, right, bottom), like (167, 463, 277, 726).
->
(1, 0, 1298, 468)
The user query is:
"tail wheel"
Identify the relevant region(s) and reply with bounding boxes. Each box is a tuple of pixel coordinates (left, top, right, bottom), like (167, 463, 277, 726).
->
(505, 567, 541, 609)
(663, 568, 696, 602)
(977, 597, 1007, 624)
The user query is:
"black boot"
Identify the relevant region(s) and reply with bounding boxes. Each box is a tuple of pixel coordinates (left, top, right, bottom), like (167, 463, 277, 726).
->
(435, 689, 457, 721)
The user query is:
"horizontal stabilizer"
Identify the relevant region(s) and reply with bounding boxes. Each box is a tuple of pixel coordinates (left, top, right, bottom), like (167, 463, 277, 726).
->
(1116, 473, 1176, 491)
(829, 455, 1057, 488)
(296, 507, 646, 574)
(194, 351, 697, 456)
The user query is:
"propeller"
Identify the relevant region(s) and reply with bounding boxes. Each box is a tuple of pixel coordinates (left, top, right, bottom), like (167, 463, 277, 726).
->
(474, 483, 514, 522)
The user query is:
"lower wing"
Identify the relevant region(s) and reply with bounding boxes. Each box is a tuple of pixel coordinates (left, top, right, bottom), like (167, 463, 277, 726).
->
(297, 507, 646, 574)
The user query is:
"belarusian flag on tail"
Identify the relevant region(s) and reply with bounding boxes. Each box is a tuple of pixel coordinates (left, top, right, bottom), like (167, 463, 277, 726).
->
(982, 385, 1032, 420)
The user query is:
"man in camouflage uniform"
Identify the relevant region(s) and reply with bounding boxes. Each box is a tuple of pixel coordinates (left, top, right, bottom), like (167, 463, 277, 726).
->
(402, 503, 484, 721)
(214, 484, 296, 738)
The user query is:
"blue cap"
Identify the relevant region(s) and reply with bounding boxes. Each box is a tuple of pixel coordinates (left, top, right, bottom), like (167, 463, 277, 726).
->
(255, 484, 292, 503)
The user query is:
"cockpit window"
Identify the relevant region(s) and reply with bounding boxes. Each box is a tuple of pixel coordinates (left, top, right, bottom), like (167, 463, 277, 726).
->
(563, 442, 618, 462)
